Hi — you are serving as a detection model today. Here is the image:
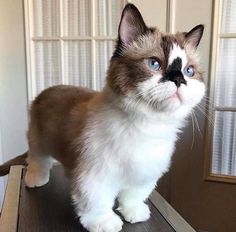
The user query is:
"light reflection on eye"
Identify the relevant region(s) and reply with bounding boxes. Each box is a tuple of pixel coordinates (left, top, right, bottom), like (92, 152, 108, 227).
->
(184, 66, 195, 77)
(146, 58, 161, 71)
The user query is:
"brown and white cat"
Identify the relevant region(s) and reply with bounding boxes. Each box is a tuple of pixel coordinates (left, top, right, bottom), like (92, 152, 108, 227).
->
(0, 4, 205, 232)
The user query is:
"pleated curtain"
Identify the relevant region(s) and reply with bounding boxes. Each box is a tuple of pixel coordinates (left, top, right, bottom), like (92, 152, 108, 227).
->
(30, 0, 123, 95)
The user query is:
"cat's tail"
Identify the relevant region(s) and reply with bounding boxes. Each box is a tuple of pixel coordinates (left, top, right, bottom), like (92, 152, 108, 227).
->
(0, 152, 27, 176)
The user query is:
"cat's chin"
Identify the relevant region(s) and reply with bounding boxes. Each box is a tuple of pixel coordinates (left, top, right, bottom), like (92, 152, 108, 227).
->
(153, 99, 182, 113)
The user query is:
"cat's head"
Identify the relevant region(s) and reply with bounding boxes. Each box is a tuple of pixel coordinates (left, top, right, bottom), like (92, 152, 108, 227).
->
(107, 4, 205, 116)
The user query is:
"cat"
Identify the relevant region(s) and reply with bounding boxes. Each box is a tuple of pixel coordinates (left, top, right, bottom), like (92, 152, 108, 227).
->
(0, 3, 205, 232)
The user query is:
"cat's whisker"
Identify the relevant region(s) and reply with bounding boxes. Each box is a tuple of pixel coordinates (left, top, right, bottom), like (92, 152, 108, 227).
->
(195, 105, 214, 127)
(201, 97, 214, 107)
(202, 95, 212, 100)
(190, 111, 195, 150)
(195, 109, 214, 126)
(125, 87, 159, 111)
(201, 103, 214, 110)
(197, 104, 214, 119)
(202, 99, 213, 106)
(192, 110, 203, 138)
(197, 102, 214, 116)
(132, 85, 164, 100)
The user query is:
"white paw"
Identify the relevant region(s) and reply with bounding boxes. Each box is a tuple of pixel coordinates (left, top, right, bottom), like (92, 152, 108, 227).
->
(24, 169, 49, 188)
(118, 203, 150, 223)
(81, 212, 123, 232)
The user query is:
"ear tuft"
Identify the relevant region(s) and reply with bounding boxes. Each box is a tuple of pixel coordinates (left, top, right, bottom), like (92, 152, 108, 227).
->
(185, 24, 204, 48)
(118, 4, 148, 46)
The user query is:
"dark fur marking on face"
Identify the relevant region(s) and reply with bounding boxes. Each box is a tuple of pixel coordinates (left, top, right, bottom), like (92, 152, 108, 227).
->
(168, 57, 182, 71)
(161, 36, 173, 69)
(107, 58, 153, 95)
(162, 57, 187, 88)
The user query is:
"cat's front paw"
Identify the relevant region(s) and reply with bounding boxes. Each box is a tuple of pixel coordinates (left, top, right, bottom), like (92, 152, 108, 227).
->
(81, 212, 123, 232)
(24, 169, 49, 188)
(118, 203, 150, 224)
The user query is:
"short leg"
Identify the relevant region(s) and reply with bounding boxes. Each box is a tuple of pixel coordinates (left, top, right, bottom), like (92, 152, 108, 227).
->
(71, 179, 123, 232)
(25, 150, 53, 188)
(118, 182, 156, 223)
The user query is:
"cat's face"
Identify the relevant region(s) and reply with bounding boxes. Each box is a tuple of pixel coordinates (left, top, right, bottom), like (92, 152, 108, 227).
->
(107, 4, 205, 114)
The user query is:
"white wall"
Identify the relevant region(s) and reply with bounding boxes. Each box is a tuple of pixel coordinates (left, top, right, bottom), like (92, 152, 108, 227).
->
(0, 130, 5, 210)
(130, 0, 168, 32)
(0, 0, 28, 209)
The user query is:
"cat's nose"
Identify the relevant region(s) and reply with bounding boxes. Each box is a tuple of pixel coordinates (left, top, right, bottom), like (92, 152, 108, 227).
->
(170, 75, 187, 88)
(167, 71, 187, 88)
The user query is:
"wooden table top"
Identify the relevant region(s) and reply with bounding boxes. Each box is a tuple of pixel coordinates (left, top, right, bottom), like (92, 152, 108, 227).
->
(0, 165, 195, 232)
(18, 166, 174, 232)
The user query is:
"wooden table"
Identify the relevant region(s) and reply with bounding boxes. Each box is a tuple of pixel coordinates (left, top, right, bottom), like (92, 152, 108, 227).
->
(0, 165, 195, 232)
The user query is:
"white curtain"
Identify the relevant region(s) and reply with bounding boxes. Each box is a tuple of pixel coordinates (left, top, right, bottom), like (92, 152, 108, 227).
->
(29, 0, 124, 99)
(212, 112, 236, 175)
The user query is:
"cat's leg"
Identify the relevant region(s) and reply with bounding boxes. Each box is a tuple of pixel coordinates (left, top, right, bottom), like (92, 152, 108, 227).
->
(71, 179, 123, 232)
(117, 182, 156, 223)
(24, 150, 53, 188)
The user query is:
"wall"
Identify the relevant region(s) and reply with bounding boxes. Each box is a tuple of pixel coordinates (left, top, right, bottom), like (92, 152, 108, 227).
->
(0, 131, 4, 209)
(0, 0, 28, 208)
(130, 0, 168, 32)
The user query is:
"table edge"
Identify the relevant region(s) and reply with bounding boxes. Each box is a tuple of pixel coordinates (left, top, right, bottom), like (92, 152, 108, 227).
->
(149, 190, 196, 232)
(0, 165, 23, 232)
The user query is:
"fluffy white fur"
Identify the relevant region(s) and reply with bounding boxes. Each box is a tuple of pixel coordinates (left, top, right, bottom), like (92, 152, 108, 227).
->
(73, 98, 179, 231)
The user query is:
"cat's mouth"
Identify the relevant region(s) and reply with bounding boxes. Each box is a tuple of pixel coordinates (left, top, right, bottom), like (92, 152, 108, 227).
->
(167, 91, 182, 101)
(136, 90, 183, 112)
(137, 89, 182, 106)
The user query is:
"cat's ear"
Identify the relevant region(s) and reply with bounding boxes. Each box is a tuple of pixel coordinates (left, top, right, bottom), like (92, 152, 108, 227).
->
(118, 4, 148, 46)
(184, 24, 204, 48)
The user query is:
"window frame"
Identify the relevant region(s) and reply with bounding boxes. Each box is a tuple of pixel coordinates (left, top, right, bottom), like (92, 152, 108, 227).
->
(204, 0, 236, 184)
(23, 0, 127, 102)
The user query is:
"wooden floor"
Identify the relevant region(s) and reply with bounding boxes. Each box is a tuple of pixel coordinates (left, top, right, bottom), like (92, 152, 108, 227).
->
(17, 166, 175, 232)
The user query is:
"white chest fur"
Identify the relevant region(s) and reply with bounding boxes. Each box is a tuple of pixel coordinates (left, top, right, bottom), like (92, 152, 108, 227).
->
(80, 106, 182, 188)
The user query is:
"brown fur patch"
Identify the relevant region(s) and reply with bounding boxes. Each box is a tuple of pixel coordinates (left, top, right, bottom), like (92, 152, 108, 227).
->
(28, 85, 99, 170)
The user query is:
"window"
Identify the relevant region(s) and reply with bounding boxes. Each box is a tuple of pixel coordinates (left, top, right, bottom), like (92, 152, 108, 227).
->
(205, 0, 236, 182)
(24, 0, 126, 101)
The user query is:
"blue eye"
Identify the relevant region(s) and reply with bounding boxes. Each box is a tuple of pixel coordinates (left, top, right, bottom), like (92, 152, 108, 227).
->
(184, 66, 195, 77)
(146, 58, 160, 71)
